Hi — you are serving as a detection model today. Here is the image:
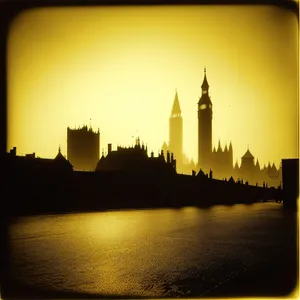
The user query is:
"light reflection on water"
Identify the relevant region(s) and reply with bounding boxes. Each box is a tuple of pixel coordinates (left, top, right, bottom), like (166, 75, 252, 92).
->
(8, 202, 293, 296)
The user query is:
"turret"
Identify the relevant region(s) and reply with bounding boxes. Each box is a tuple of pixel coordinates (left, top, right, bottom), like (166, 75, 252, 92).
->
(229, 141, 233, 168)
(167, 151, 170, 163)
(190, 158, 196, 169)
(255, 158, 260, 171)
(241, 147, 255, 169)
(160, 150, 165, 161)
(173, 158, 177, 171)
(135, 137, 140, 147)
(271, 162, 277, 172)
(234, 160, 239, 170)
(108, 143, 112, 154)
(161, 141, 168, 160)
(217, 139, 222, 152)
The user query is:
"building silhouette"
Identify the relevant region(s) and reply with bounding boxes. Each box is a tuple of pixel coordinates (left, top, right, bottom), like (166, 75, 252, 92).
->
(197, 69, 282, 187)
(4, 144, 283, 218)
(6, 146, 73, 173)
(234, 150, 282, 187)
(96, 137, 176, 174)
(161, 68, 282, 187)
(67, 125, 100, 171)
(169, 90, 183, 167)
(53, 146, 73, 172)
(161, 91, 196, 174)
(196, 68, 234, 177)
(211, 140, 233, 179)
(198, 67, 213, 173)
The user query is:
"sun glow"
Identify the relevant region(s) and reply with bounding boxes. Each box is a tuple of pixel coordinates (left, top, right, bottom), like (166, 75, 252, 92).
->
(7, 5, 298, 168)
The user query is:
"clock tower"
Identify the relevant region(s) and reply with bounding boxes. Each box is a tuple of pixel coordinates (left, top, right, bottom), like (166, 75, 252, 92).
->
(198, 68, 213, 173)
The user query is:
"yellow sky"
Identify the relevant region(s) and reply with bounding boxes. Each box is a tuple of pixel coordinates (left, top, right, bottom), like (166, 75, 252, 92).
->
(7, 5, 298, 168)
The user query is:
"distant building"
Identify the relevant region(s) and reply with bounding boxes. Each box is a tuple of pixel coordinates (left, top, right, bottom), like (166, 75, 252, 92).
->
(67, 125, 100, 171)
(161, 91, 196, 174)
(169, 90, 183, 167)
(239, 148, 256, 177)
(196, 69, 282, 187)
(96, 137, 176, 175)
(234, 148, 282, 187)
(161, 68, 282, 187)
(6, 146, 73, 173)
(211, 140, 233, 180)
(197, 68, 214, 173)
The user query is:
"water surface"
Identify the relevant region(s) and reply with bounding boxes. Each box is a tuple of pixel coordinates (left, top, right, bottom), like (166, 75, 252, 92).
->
(8, 202, 296, 297)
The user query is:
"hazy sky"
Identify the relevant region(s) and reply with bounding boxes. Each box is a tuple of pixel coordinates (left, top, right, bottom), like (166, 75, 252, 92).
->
(7, 5, 298, 168)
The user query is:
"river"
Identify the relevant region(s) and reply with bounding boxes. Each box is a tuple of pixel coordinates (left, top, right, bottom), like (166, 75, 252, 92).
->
(6, 202, 297, 297)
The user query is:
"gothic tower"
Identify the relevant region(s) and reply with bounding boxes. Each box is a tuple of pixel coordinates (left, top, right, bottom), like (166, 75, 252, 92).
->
(169, 90, 183, 166)
(198, 68, 212, 172)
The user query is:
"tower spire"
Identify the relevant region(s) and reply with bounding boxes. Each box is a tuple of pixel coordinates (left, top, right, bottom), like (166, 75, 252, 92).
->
(201, 68, 209, 90)
(256, 158, 260, 170)
(217, 139, 222, 151)
(171, 89, 181, 116)
(234, 159, 239, 169)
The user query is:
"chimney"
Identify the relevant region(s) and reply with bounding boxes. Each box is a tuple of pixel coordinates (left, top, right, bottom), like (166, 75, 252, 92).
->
(108, 143, 112, 154)
(151, 151, 154, 158)
(10, 147, 17, 156)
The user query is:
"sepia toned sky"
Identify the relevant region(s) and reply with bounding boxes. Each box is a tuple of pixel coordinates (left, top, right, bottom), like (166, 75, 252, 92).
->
(7, 5, 298, 168)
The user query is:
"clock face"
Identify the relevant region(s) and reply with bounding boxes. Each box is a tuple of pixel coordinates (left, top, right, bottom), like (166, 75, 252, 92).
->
(200, 104, 207, 110)
(203, 90, 207, 94)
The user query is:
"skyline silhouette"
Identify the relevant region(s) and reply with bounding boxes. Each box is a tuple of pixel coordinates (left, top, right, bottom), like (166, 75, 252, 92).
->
(160, 69, 283, 187)
(1, 2, 299, 299)
(6, 5, 298, 168)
